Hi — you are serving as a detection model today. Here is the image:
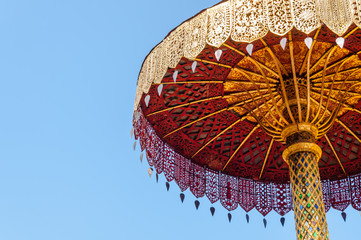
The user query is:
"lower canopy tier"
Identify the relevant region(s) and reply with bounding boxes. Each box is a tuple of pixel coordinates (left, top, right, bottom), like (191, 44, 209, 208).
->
(134, 108, 361, 216)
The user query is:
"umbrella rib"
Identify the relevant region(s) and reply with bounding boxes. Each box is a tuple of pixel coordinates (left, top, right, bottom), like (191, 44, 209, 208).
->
(226, 80, 277, 86)
(191, 119, 242, 159)
(222, 125, 260, 171)
(314, 56, 354, 126)
(325, 135, 347, 176)
(289, 32, 303, 122)
(311, 67, 361, 82)
(223, 43, 280, 77)
(310, 53, 360, 78)
(299, 27, 321, 76)
(336, 119, 361, 143)
(309, 27, 358, 76)
(311, 47, 336, 124)
(259, 138, 275, 180)
(193, 58, 232, 69)
(153, 80, 224, 85)
(313, 79, 360, 86)
(163, 108, 228, 138)
(260, 38, 289, 77)
(146, 96, 223, 116)
(313, 87, 361, 96)
(232, 67, 279, 83)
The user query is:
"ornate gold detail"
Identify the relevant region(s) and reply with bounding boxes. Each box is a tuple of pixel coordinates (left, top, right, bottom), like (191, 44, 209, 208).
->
(184, 12, 207, 59)
(282, 142, 322, 162)
(231, 0, 268, 43)
(281, 123, 318, 142)
(319, 0, 352, 36)
(291, 0, 321, 34)
(265, 0, 293, 35)
(134, 0, 361, 110)
(207, 2, 232, 48)
(167, 24, 186, 69)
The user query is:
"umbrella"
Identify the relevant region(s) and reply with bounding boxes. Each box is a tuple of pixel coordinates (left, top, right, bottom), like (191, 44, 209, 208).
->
(133, 1, 361, 239)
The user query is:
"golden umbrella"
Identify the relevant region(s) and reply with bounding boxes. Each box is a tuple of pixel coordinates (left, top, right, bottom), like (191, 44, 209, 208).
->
(133, 1, 361, 239)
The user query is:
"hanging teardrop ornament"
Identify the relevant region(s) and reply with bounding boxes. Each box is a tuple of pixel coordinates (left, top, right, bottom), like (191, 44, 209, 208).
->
(165, 182, 170, 191)
(194, 200, 200, 210)
(144, 95, 150, 107)
(215, 49, 222, 61)
(263, 218, 267, 228)
(305, 37, 313, 49)
(246, 44, 253, 56)
(140, 152, 144, 163)
(133, 141, 136, 151)
(173, 70, 178, 82)
(192, 61, 197, 73)
(336, 37, 345, 49)
(157, 84, 163, 96)
(246, 214, 250, 223)
(156, 173, 159, 183)
(210, 207, 215, 216)
(280, 37, 287, 50)
(228, 213, 232, 223)
(147, 168, 153, 178)
(180, 193, 185, 203)
(280, 217, 285, 227)
(341, 212, 347, 222)
(130, 127, 134, 139)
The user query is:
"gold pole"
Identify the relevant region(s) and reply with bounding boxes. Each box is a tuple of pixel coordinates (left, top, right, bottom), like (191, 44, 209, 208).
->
(283, 142, 329, 240)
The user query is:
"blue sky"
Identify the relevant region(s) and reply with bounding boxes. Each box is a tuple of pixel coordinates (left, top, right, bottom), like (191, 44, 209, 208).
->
(0, 0, 360, 239)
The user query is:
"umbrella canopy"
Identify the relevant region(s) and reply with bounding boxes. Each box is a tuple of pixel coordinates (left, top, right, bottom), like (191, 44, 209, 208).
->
(133, 0, 361, 238)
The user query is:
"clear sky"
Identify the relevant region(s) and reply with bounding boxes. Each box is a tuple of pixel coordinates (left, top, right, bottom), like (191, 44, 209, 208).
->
(0, 0, 360, 239)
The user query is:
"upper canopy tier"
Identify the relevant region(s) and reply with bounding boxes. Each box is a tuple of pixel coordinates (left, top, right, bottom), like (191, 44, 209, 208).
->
(134, 0, 361, 111)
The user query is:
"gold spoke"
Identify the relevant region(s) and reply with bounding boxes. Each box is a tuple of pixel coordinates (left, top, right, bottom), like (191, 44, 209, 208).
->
(146, 96, 223, 116)
(222, 125, 260, 171)
(313, 79, 360, 86)
(313, 87, 361, 96)
(289, 32, 302, 122)
(233, 67, 279, 83)
(336, 119, 361, 143)
(325, 135, 347, 176)
(310, 53, 359, 78)
(223, 43, 280, 77)
(163, 108, 229, 138)
(309, 27, 358, 76)
(193, 58, 232, 69)
(226, 80, 277, 87)
(226, 88, 277, 96)
(191, 119, 242, 158)
(153, 80, 223, 85)
(260, 38, 289, 77)
(259, 138, 275, 180)
(311, 47, 336, 124)
(311, 67, 361, 82)
(299, 27, 321, 76)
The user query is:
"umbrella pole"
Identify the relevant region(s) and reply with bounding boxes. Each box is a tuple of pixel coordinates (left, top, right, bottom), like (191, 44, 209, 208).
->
(283, 141, 329, 240)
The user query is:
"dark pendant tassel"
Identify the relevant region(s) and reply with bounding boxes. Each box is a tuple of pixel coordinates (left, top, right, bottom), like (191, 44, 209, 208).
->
(228, 213, 232, 223)
(156, 173, 159, 183)
(194, 200, 200, 210)
(180, 193, 185, 203)
(165, 182, 170, 191)
(342, 212, 347, 222)
(210, 207, 215, 216)
(263, 218, 267, 228)
(246, 214, 250, 223)
(280, 217, 285, 227)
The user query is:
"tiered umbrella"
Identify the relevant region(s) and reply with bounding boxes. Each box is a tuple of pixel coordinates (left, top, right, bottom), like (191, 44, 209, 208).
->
(132, 1, 361, 239)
